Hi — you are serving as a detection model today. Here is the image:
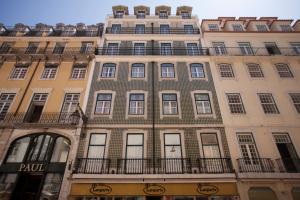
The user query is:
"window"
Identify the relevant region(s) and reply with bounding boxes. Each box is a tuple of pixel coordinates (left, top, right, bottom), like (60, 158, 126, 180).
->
(10, 64, 28, 79)
(87, 133, 107, 158)
(71, 64, 87, 79)
(280, 25, 292, 32)
(41, 64, 58, 79)
(247, 63, 264, 78)
(25, 93, 48, 123)
(111, 24, 121, 34)
(219, 64, 234, 78)
(160, 24, 170, 34)
(226, 93, 245, 114)
(212, 42, 227, 55)
(129, 94, 144, 115)
(0, 93, 15, 120)
(190, 63, 205, 78)
(25, 42, 39, 54)
(258, 93, 279, 114)
(115, 11, 124, 18)
(164, 133, 182, 158)
(160, 43, 172, 55)
(51, 137, 71, 162)
(101, 63, 116, 78)
(6, 137, 31, 162)
(95, 93, 112, 115)
(187, 43, 199, 55)
(238, 42, 254, 55)
(181, 12, 191, 19)
(131, 63, 145, 78)
(86, 27, 98, 37)
(126, 134, 143, 158)
(290, 93, 300, 113)
(52, 42, 65, 54)
(162, 94, 178, 115)
(237, 133, 259, 165)
(184, 25, 194, 34)
(107, 43, 119, 55)
(61, 26, 76, 36)
(275, 63, 293, 78)
(134, 43, 145, 55)
(161, 63, 175, 78)
(135, 24, 145, 34)
(232, 24, 244, 31)
(208, 24, 219, 31)
(80, 42, 93, 54)
(194, 93, 212, 114)
(60, 93, 80, 121)
(201, 133, 221, 158)
(256, 24, 268, 32)
(0, 42, 13, 53)
(265, 42, 281, 55)
(137, 11, 145, 19)
(290, 42, 300, 54)
(159, 11, 168, 19)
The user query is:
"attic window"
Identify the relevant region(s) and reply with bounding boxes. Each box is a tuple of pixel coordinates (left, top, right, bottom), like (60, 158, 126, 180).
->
(115, 11, 124, 18)
(159, 11, 168, 19)
(137, 11, 145, 19)
(181, 12, 190, 19)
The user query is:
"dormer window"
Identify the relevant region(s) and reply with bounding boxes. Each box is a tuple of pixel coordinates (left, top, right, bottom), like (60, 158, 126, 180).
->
(232, 24, 244, 31)
(256, 25, 268, 32)
(208, 24, 219, 31)
(280, 25, 292, 32)
(137, 11, 145, 19)
(181, 12, 190, 19)
(62, 27, 76, 36)
(159, 11, 168, 19)
(87, 27, 98, 36)
(115, 11, 124, 18)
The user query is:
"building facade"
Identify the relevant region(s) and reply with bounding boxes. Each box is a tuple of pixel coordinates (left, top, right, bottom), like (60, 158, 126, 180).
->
(0, 5, 299, 200)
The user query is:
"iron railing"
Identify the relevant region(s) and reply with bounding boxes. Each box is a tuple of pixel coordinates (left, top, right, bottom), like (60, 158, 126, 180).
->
(74, 158, 111, 174)
(156, 158, 192, 174)
(106, 27, 200, 34)
(197, 158, 234, 173)
(208, 47, 299, 56)
(117, 158, 152, 174)
(276, 158, 300, 173)
(237, 158, 275, 173)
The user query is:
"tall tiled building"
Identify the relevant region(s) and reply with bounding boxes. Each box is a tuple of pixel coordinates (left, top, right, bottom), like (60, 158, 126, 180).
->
(0, 5, 299, 200)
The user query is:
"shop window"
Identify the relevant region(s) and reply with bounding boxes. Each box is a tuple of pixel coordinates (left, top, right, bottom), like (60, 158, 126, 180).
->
(292, 187, 300, 200)
(0, 174, 17, 200)
(50, 137, 71, 162)
(248, 187, 278, 200)
(6, 137, 30, 162)
(39, 173, 63, 200)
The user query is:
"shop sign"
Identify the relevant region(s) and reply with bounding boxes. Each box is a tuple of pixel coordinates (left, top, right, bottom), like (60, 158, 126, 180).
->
(143, 184, 166, 195)
(18, 163, 45, 172)
(90, 184, 112, 195)
(197, 184, 219, 195)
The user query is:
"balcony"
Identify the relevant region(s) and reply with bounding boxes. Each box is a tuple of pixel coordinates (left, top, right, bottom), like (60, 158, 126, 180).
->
(95, 47, 209, 56)
(74, 158, 234, 174)
(237, 158, 275, 173)
(106, 27, 200, 34)
(276, 158, 300, 173)
(0, 112, 80, 128)
(209, 47, 299, 56)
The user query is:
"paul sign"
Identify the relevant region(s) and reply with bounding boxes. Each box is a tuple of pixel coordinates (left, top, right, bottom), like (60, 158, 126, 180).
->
(197, 184, 219, 195)
(18, 163, 45, 172)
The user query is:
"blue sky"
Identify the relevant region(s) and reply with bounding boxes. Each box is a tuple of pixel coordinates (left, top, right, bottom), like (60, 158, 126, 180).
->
(1, 0, 300, 26)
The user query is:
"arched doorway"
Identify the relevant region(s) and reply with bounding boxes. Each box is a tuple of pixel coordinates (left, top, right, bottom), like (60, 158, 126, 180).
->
(0, 133, 71, 200)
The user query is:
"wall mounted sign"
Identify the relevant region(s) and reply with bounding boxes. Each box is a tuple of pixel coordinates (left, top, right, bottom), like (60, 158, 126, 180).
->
(90, 184, 112, 195)
(197, 184, 219, 195)
(143, 184, 166, 195)
(18, 163, 45, 172)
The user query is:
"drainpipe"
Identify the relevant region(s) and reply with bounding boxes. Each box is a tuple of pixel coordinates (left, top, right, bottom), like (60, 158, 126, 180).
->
(151, 37, 156, 173)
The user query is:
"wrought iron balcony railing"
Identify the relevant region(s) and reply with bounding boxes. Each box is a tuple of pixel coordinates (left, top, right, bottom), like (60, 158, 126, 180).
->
(208, 47, 299, 56)
(237, 158, 275, 173)
(74, 158, 111, 174)
(276, 158, 300, 173)
(156, 158, 192, 174)
(197, 158, 234, 173)
(117, 158, 152, 174)
(106, 27, 200, 34)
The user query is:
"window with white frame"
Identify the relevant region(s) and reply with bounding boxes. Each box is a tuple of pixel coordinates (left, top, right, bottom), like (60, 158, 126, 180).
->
(10, 64, 29, 79)
(162, 94, 178, 115)
(131, 63, 145, 78)
(71, 64, 87, 79)
(280, 25, 292, 32)
(25, 42, 39, 54)
(134, 43, 145, 55)
(160, 43, 172, 55)
(60, 93, 80, 115)
(187, 43, 199, 55)
(237, 133, 260, 165)
(80, 42, 93, 54)
(115, 11, 124, 18)
(159, 11, 168, 19)
(126, 134, 144, 158)
(258, 93, 279, 114)
(52, 42, 65, 54)
(160, 24, 170, 34)
(0, 42, 13, 53)
(238, 42, 254, 55)
(275, 63, 293, 78)
(101, 63, 116, 78)
(181, 12, 191, 19)
(247, 63, 264, 78)
(135, 24, 145, 34)
(226, 93, 246, 114)
(232, 24, 244, 31)
(200, 133, 221, 158)
(41, 64, 58, 79)
(87, 133, 107, 158)
(212, 42, 227, 55)
(111, 24, 121, 34)
(106, 43, 119, 55)
(164, 133, 182, 158)
(61, 26, 76, 36)
(190, 63, 205, 78)
(265, 42, 281, 55)
(161, 63, 175, 78)
(95, 93, 112, 115)
(208, 24, 219, 31)
(129, 94, 144, 115)
(256, 24, 268, 32)
(184, 25, 194, 34)
(218, 63, 234, 78)
(194, 93, 212, 114)
(137, 11, 145, 19)
(290, 93, 300, 113)
(0, 93, 15, 120)
(290, 42, 300, 54)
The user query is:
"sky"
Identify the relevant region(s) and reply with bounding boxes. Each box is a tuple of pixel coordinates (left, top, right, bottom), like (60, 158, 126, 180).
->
(0, 0, 300, 26)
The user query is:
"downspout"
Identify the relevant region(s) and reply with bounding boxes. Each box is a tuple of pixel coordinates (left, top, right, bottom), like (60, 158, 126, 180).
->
(151, 35, 156, 173)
